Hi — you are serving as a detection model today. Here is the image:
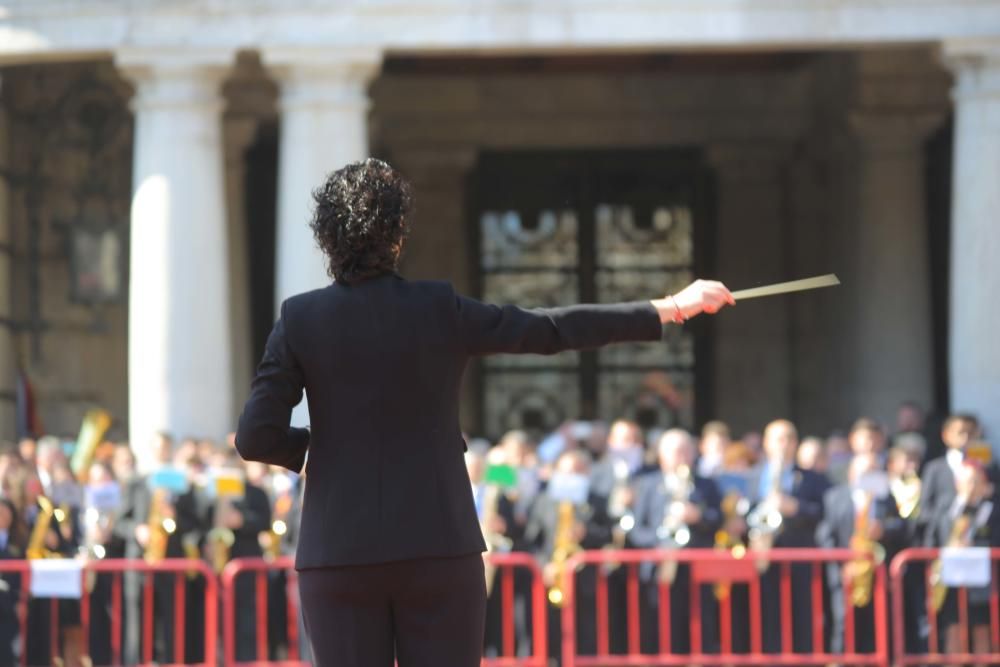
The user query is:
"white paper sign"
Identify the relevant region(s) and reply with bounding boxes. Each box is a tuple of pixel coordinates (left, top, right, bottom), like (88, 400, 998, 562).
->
(940, 547, 992, 588)
(30, 559, 83, 599)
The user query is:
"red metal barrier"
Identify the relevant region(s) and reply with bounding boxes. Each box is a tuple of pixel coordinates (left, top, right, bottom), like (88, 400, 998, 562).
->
(220, 552, 548, 667)
(560, 548, 888, 667)
(0, 558, 217, 667)
(890, 547, 1000, 666)
(220, 556, 308, 667)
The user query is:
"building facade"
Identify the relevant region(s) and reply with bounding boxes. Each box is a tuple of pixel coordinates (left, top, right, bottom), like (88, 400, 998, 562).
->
(0, 1, 998, 454)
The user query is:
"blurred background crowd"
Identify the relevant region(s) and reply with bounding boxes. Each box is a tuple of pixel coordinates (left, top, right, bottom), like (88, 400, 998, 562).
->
(0, 399, 994, 666)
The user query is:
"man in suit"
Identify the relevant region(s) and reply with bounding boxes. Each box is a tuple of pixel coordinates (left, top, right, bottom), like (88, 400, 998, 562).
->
(817, 452, 905, 654)
(234, 158, 735, 667)
(113, 432, 206, 665)
(748, 419, 828, 654)
(918, 414, 993, 542)
(629, 428, 723, 655)
(525, 449, 614, 660)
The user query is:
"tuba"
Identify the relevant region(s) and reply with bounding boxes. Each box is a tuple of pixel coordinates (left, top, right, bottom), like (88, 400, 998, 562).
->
(658, 464, 693, 585)
(546, 501, 581, 607)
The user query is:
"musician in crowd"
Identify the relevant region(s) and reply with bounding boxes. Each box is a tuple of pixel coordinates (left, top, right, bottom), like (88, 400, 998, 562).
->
(849, 418, 888, 468)
(886, 437, 928, 654)
(0, 497, 24, 667)
(817, 452, 905, 653)
(826, 431, 852, 485)
(629, 428, 723, 655)
(697, 421, 731, 479)
(748, 419, 828, 654)
(930, 458, 999, 655)
(482, 432, 541, 658)
(526, 448, 613, 660)
(919, 414, 994, 539)
(114, 431, 206, 665)
(796, 436, 829, 477)
(212, 449, 273, 661)
(24, 468, 84, 667)
(588, 420, 647, 653)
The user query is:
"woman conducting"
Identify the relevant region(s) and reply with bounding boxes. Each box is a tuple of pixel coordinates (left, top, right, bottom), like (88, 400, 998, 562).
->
(235, 158, 735, 666)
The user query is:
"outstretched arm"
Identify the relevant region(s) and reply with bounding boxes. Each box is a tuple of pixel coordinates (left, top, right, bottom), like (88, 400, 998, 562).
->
(458, 279, 735, 357)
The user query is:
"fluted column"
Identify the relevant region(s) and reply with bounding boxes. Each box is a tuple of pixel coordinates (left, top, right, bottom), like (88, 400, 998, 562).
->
(943, 41, 1000, 445)
(263, 49, 381, 426)
(118, 51, 235, 465)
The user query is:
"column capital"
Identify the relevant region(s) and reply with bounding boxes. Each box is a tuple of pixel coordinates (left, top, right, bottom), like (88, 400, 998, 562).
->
(941, 39, 1000, 102)
(115, 48, 235, 113)
(704, 141, 793, 183)
(261, 47, 383, 112)
(848, 111, 946, 156)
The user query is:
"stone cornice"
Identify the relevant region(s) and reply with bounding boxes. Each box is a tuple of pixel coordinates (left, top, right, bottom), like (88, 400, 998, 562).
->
(3, 1, 1000, 64)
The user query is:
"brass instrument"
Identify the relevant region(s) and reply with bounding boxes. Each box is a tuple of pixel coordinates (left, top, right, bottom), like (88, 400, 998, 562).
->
(70, 409, 112, 482)
(713, 491, 750, 600)
(547, 501, 581, 607)
(929, 514, 972, 612)
(748, 459, 785, 572)
(658, 464, 693, 585)
(848, 491, 885, 608)
(27, 496, 58, 560)
(261, 492, 292, 563)
(144, 487, 177, 563)
(609, 459, 636, 545)
(891, 473, 922, 520)
(206, 470, 244, 574)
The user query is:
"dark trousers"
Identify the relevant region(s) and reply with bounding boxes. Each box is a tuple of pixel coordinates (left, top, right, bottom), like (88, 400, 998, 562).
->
(760, 563, 817, 654)
(299, 553, 486, 667)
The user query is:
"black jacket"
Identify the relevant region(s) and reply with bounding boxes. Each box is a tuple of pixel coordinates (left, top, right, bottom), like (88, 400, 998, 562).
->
(236, 273, 663, 568)
(746, 464, 829, 548)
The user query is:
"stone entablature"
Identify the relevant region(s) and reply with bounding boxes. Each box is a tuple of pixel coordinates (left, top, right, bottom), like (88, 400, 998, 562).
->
(2, 0, 1000, 63)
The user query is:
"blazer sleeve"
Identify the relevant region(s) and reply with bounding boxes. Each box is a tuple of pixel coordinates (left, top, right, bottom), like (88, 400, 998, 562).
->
(455, 293, 663, 357)
(236, 301, 310, 473)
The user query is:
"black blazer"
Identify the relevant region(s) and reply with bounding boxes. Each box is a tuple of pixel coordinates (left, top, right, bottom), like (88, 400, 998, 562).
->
(235, 273, 663, 569)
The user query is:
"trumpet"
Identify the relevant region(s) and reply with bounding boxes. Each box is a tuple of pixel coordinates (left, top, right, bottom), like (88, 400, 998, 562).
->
(547, 501, 581, 607)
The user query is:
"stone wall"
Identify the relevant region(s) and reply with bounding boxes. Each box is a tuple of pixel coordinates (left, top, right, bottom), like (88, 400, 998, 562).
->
(372, 48, 952, 437)
(2, 60, 133, 441)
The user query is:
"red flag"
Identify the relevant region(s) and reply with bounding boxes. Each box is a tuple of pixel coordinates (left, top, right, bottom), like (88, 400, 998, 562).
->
(15, 367, 42, 438)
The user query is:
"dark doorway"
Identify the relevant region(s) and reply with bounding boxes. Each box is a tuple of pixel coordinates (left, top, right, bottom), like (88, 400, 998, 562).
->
(468, 149, 715, 440)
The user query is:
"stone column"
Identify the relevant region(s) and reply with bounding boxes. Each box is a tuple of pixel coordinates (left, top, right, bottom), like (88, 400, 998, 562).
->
(263, 49, 381, 426)
(264, 49, 382, 308)
(223, 117, 258, 424)
(943, 41, 1000, 445)
(118, 51, 235, 465)
(848, 112, 942, 424)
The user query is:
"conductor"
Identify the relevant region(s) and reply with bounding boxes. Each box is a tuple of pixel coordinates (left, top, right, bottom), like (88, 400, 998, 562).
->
(235, 158, 735, 667)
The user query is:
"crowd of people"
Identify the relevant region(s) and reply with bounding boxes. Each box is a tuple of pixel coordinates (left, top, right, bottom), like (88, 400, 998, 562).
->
(0, 401, 995, 666)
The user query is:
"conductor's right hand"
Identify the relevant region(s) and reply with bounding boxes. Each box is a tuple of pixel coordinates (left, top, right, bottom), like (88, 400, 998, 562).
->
(651, 280, 735, 324)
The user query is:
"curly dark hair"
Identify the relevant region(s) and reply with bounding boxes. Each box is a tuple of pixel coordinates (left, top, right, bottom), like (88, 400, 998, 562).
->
(310, 158, 413, 285)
